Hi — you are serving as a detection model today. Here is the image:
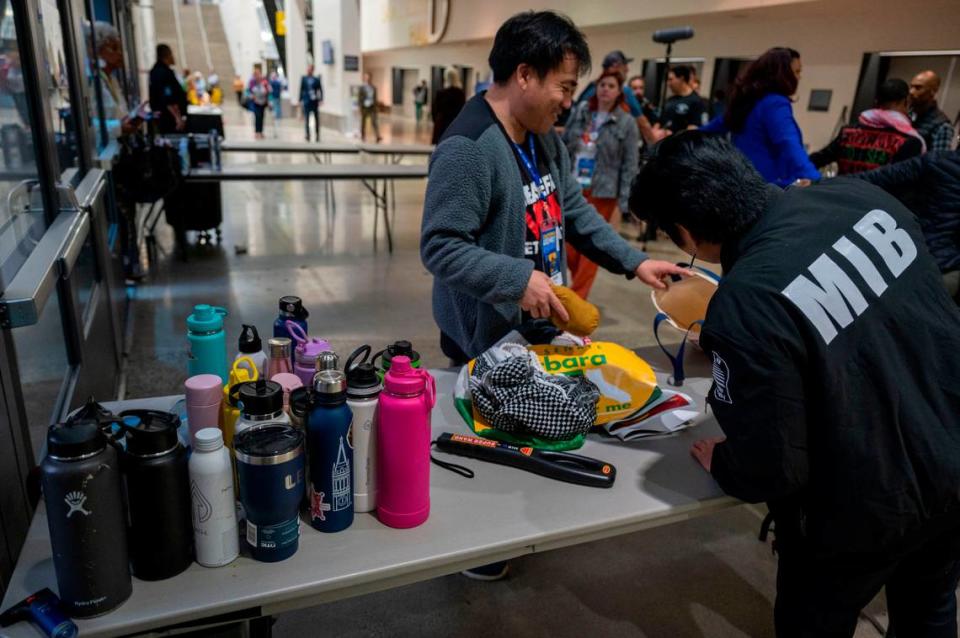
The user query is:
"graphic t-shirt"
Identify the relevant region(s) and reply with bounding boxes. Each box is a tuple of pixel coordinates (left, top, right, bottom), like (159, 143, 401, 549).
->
(507, 134, 565, 284)
(663, 92, 707, 133)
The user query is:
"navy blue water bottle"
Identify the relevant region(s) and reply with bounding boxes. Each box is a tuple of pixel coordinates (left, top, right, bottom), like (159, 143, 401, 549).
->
(234, 424, 305, 562)
(306, 370, 354, 532)
(273, 296, 308, 365)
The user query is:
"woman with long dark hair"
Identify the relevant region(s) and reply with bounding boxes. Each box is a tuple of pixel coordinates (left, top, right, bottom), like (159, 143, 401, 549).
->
(701, 47, 820, 186)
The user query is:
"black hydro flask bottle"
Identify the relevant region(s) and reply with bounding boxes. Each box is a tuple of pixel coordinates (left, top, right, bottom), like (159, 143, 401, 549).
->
(40, 420, 132, 617)
(120, 410, 194, 580)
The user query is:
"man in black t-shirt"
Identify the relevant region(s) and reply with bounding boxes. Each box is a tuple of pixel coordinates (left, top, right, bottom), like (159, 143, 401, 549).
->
(149, 44, 187, 134)
(661, 65, 705, 133)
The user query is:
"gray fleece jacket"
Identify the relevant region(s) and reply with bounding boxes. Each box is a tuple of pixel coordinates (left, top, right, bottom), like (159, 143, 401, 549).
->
(420, 95, 647, 359)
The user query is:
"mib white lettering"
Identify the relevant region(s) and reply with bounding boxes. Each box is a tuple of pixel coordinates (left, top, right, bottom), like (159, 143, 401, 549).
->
(782, 209, 917, 344)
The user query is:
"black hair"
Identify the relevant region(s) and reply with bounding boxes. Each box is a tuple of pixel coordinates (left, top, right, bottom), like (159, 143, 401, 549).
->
(156, 44, 172, 60)
(629, 131, 769, 245)
(488, 11, 591, 84)
(669, 65, 694, 84)
(876, 78, 909, 106)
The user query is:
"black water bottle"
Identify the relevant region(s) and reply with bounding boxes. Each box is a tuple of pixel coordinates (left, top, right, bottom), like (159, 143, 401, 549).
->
(120, 410, 194, 580)
(40, 421, 132, 617)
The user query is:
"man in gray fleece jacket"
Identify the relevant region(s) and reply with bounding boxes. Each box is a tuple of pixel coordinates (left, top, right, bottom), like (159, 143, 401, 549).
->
(421, 11, 687, 363)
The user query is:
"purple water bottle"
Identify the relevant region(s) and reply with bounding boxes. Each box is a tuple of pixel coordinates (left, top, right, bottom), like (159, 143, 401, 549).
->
(285, 320, 331, 388)
(273, 296, 308, 365)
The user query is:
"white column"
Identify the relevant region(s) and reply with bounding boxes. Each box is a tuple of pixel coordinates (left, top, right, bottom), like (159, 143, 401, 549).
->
(312, 0, 362, 133)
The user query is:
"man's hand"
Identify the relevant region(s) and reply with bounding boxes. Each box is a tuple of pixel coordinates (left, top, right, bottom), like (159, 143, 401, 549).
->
(635, 260, 693, 290)
(691, 436, 725, 472)
(520, 271, 569, 322)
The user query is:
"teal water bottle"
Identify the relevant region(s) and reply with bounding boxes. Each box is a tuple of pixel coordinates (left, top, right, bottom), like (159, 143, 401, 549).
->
(187, 305, 229, 383)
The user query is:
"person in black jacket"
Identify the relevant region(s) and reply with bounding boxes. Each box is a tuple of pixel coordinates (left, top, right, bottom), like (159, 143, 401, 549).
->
(854, 151, 960, 300)
(809, 78, 925, 175)
(631, 131, 960, 638)
(149, 44, 187, 134)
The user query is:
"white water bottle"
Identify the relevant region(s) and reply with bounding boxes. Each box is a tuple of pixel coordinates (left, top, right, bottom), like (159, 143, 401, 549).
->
(346, 360, 382, 512)
(189, 428, 240, 567)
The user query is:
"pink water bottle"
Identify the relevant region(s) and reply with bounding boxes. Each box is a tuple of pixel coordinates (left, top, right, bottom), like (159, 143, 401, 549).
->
(376, 356, 436, 529)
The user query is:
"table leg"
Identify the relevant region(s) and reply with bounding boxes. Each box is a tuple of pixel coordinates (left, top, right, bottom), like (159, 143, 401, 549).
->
(381, 179, 394, 254)
(248, 615, 275, 638)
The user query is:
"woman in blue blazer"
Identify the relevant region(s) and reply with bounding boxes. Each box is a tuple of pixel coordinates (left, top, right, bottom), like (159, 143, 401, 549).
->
(701, 48, 820, 187)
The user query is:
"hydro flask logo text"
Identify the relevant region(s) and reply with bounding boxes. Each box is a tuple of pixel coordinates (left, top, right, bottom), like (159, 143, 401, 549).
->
(65, 491, 91, 518)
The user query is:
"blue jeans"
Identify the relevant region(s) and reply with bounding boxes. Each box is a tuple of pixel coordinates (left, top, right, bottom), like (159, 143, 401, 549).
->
(252, 104, 266, 133)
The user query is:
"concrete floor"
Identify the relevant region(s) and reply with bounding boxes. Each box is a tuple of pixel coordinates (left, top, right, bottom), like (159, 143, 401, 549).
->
(126, 104, 894, 637)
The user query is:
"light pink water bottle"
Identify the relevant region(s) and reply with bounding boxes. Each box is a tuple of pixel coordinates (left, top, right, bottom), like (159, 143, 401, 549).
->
(376, 356, 436, 529)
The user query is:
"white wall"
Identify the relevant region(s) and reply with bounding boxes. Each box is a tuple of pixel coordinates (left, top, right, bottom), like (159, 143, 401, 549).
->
(219, 0, 269, 78)
(313, 0, 362, 125)
(362, 0, 960, 149)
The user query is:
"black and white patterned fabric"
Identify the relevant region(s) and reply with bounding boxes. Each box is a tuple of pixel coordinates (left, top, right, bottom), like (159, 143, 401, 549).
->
(469, 345, 599, 440)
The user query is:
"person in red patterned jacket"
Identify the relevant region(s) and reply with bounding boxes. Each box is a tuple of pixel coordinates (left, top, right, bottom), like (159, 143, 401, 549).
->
(810, 78, 924, 175)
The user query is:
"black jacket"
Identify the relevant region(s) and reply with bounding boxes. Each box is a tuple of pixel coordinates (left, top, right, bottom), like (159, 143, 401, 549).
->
(148, 63, 187, 134)
(854, 151, 960, 273)
(702, 179, 960, 555)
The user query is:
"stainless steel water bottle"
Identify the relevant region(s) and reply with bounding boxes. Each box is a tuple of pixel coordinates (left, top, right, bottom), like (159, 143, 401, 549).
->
(120, 410, 194, 580)
(40, 421, 132, 617)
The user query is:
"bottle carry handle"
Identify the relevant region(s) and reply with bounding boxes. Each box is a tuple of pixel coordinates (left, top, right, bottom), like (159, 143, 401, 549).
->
(285, 320, 308, 345)
(345, 345, 372, 372)
(232, 355, 259, 381)
(423, 369, 436, 409)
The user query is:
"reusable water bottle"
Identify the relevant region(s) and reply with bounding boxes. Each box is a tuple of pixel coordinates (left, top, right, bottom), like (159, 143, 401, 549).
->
(267, 337, 293, 379)
(187, 304, 229, 383)
(306, 370, 354, 532)
(185, 374, 222, 441)
(377, 356, 436, 529)
(286, 321, 332, 388)
(235, 424, 305, 562)
(222, 356, 259, 450)
(40, 421, 132, 617)
(235, 379, 289, 439)
(235, 324, 267, 378)
(346, 346, 381, 513)
(273, 296, 309, 365)
(120, 411, 194, 581)
(189, 428, 239, 567)
(375, 340, 421, 379)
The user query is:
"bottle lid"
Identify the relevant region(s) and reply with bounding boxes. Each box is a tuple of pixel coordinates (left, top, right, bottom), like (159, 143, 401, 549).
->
(270, 372, 303, 394)
(383, 356, 427, 395)
(234, 424, 303, 464)
(187, 304, 227, 333)
(237, 379, 283, 416)
(278, 296, 309, 319)
(238, 324, 263, 353)
(297, 340, 332, 364)
(268, 337, 292, 359)
(289, 387, 311, 420)
(383, 340, 420, 367)
(347, 363, 382, 399)
(47, 421, 106, 459)
(313, 350, 339, 372)
(185, 374, 223, 406)
(313, 369, 347, 398)
(193, 427, 224, 452)
(121, 410, 182, 456)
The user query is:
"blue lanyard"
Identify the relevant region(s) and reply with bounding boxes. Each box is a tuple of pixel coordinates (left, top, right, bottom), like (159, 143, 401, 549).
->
(512, 136, 547, 204)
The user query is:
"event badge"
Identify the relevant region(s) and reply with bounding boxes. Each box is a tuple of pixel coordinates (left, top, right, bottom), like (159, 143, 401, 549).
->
(539, 217, 563, 285)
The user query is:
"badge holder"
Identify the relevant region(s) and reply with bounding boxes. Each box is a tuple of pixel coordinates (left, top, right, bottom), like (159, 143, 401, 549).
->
(653, 314, 704, 387)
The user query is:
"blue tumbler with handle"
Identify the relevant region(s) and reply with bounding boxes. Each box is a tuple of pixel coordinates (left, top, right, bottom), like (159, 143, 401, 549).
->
(187, 304, 229, 383)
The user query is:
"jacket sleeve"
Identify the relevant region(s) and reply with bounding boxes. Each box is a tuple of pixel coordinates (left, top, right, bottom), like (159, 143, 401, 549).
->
(420, 136, 534, 304)
(808, 132, 842, 168)
(892, 136, 924, 164)
(852, 154, 923, 192)
(561, 103, 586, 159)
(550, 132, 647, 275)
(764, 97, 822, 184)
(618, 117, 640, 212)
(699, 114, 727, 134)
(701, 286, 810, 503)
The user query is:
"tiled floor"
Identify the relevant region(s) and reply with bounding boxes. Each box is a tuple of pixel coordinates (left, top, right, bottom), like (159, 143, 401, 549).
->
(127, 103, 897, 636)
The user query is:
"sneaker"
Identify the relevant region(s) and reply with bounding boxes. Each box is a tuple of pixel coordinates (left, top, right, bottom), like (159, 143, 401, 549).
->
(461, 561, 510, 581)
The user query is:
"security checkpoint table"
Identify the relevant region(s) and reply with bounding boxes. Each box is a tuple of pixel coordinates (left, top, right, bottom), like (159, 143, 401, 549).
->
(1, 346, 736, 637)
